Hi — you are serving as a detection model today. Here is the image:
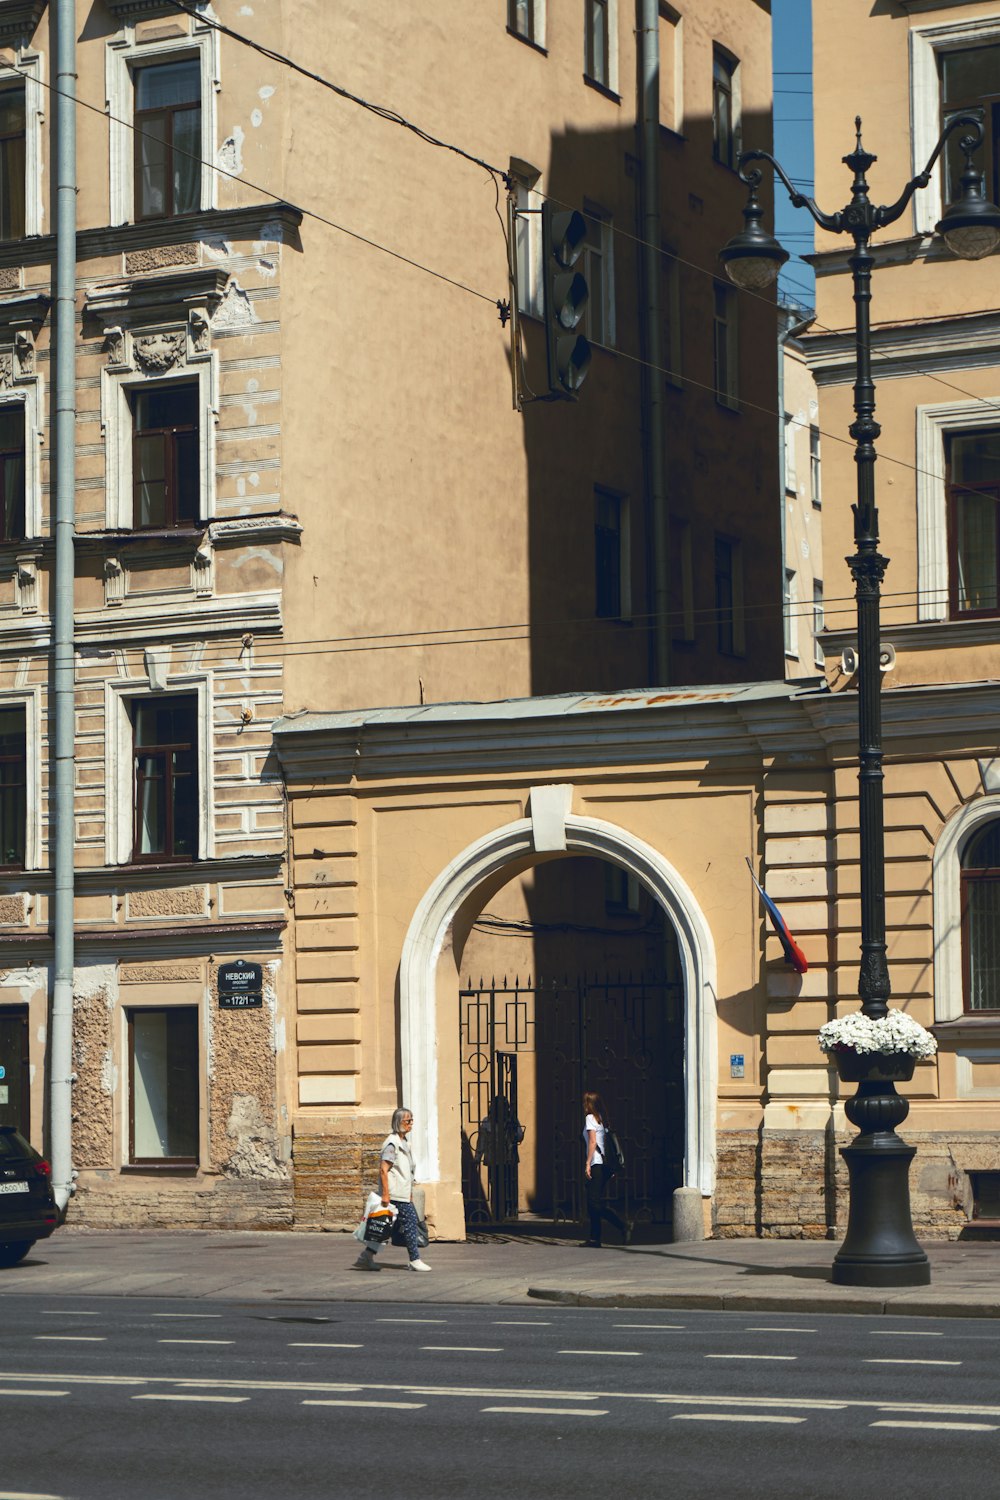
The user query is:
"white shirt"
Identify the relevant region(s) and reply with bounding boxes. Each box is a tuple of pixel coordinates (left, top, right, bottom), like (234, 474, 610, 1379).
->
(583, 1112, 605, 1165)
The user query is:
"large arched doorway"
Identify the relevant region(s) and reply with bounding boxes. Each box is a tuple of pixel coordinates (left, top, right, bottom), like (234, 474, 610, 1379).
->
(458, 854, 685, 1234)
(398, 810, 718, 1242)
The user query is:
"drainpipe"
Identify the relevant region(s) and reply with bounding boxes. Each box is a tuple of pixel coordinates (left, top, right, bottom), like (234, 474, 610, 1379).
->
(50, 0, 77, 1212)
(638, 0, 670, 685)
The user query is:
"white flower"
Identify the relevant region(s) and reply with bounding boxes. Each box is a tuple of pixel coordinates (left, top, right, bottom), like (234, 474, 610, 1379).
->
(817, 1009, 937, 1059)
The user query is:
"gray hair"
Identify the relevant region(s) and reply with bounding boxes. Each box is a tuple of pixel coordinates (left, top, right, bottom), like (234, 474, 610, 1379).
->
(391, 1106, 413, 1134)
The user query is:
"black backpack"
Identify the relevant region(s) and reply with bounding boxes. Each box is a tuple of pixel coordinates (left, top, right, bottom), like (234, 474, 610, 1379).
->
(602, 1120, 625, 1178)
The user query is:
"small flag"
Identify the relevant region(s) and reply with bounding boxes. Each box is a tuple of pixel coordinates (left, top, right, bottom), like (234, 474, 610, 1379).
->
(746, 858, 808, 974)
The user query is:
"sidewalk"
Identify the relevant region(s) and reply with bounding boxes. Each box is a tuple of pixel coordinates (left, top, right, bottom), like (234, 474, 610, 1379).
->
(3, 1228, 1000, 1318)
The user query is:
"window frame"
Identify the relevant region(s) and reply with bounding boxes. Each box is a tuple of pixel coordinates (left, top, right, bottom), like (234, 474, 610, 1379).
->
(126, 1005, 201, 1167)
(910, 16, 1000, 235)
(663, 246, 682, 388)
(934, 794, 1000, 1023)
(713, 282, 738, 410)
(961, 823, 1000, 1014)
(507, 0, 546, 49)
(916, 402, 1000, 623)
(0, 51, 42, 240)
(809, 423, 822, 509)
(130, 693, 200, 864)
(946, 427, 1000, 620)
(582, 205, 615, 349)
(132, 56, 203, 223)
(813, 579, 825, 668)
(106, 675, 213, 867)
(130, 380, 201, 531)
(670, 516, 694, 644)
(107, 27, 219, 228)
(511, 166, 543, 319)
(712, 45, 740, 170)
(0, 691, 39, 871)
(783, 567, 798, 659)
(0, 702, 26, 870)
(594, 486, 630, 622)
(585, 0, 618, 95)
(714, 534, 745, 656)
(0, 400, 26, 543)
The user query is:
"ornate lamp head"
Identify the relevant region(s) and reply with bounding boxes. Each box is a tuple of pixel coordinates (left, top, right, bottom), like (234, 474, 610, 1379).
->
(719, 172, 789, 291)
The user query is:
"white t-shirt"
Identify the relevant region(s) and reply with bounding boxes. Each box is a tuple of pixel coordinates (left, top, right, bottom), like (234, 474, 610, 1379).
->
(583, 1112, 605, 1165)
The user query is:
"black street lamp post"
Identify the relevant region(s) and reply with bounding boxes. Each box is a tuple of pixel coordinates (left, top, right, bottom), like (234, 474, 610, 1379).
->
(721, 115, 1000, 1287)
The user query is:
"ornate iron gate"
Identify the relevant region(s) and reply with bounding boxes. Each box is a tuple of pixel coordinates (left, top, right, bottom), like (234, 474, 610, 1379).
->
(460, 973, 684, 1229)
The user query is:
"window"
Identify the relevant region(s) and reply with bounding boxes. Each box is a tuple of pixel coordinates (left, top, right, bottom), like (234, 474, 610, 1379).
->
(939, 43, 1000, 210)
(962, 820, 1000, 1012)
(508, 0, 544, 48)
(670, 516, 694, 643)
(663, 249, 682, 387)
(512, 167, 543, 318)
(712, 47, 739, 168)
(0, 407, 24, 542)
(783, 412, 798, 494)
(585, 0, 617, 93)
(0, 706, 25, 868)
(813, 579, 825, 667)
(783, 568, 797, 658)
(715, 535, 744, 655)
(910, 17, 1000, 234)
(713, 283, 738, 408)
(131, 384, 200, 530)
(128, 1007, 199, 1165)
(605, 864, 641, 915)
(658, 4, 682, 133)
(948, 429, 1000, 617)
(0, 84, 25, 242)
(583, 208, 615, 347)
(595, 488, 628, 619)
(134, 58, 201, 221)
(131, 695, 199, 862)
(809, 423, 822, 508)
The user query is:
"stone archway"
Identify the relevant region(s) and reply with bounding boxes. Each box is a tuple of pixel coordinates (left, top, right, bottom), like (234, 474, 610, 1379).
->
(399, 807, 719, 1233)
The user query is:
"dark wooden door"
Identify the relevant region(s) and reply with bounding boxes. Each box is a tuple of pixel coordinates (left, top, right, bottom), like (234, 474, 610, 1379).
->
(0, 1006, 29, 1137)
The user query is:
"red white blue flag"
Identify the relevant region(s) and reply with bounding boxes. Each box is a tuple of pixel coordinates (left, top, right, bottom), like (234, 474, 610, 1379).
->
(746, 858, 808, 974)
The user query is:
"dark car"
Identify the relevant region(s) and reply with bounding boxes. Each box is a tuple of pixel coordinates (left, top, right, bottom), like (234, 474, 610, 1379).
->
(0, 1126, 59, 1266)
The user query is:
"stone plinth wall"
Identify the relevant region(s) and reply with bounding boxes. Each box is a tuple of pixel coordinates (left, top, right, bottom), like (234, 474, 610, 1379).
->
(292, 1132, 384, 1229)
(67, 1178, 294, 1230)
(713, 1130, 760, 1237)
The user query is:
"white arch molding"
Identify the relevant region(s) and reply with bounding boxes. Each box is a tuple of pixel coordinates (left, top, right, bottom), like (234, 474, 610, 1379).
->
(398, 814, 720, 1199)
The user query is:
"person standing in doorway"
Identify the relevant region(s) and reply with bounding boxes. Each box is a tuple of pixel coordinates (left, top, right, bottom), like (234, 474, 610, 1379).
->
(354, 1106, 432, 1273)
(581, 1091, 631, 1248)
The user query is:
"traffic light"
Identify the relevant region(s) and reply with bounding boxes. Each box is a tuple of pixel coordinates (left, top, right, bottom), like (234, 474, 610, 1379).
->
(542, 201, 592, 398)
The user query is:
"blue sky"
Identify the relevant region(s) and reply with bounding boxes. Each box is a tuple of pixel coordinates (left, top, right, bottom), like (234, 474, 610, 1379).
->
(772, 0, 815, 307)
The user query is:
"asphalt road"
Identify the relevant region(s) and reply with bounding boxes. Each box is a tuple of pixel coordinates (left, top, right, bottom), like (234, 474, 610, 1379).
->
(1, 1297, 999, 1499)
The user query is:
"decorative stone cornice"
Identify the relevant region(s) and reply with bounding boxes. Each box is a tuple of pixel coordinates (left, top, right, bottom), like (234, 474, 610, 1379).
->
(0, 1, 46, 43)
(800, 310, 1000, 385)
(822, 614, 1000, 656)
(105, 0, 188, 19)
(84, 267, 228, 331)
(0, 290, 49, 335)
(208, 514, 303, 546)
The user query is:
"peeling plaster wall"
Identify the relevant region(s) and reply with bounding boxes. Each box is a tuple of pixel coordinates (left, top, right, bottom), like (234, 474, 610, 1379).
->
(70, 965, 117, 1171)
(209, 961, 286, 1181)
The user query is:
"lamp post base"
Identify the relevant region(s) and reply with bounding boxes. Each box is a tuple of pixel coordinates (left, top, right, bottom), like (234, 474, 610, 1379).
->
(831, 1066, 931, 1287)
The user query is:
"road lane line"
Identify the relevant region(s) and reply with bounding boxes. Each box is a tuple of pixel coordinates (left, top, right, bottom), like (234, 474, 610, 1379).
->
(744, 1328, 817, 1335)
(865, 1359, 961, 1367)
(33, 1336, 105, 1343)
(40, 1310, 99, 1317)
(377, 1318, 446, 1324)
(559, 1350, 641, 1357)
(0, 1490, 69, 1498)
(288, 1343, 363, 1349)
(493, 1321, 552, 1326)
(705, 1354, 797, 1362)
(482, 1406, 607, 1417)
(872, 1420, 997, 1432)
(304, 1399, 426, 1410)
(672, 1414, 806, 1425)
(0, 1389, 70, 1398)
(421, 1346, 503, 1353)
(614, 1324, 685, 1330)
(152, 1313, 222, 1320)
(157, 1339, 235, 1346)
(132, 1394, 249, 1405)
(871, 1330, 943, 1337)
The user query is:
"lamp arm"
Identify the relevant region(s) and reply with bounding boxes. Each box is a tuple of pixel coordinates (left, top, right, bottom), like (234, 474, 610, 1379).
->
(875, 112, 986, 229)
(737, 149, 843, 233)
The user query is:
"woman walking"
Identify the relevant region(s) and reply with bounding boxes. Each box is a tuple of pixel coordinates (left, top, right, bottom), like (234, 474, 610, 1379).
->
(354, 1106, 432, 1272)
(581, 1090, 631, 1248)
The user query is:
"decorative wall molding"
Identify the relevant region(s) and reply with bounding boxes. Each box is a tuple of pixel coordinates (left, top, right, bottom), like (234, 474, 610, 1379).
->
(801, 312, 1000, 386)
(933, 794, 1000, 1023)
(0, 203, 304, 271)
(0, 3, 45, 45)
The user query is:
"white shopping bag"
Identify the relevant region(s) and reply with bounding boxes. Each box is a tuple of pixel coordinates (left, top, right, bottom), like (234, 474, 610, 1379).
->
(353, 1191, 397, 1244)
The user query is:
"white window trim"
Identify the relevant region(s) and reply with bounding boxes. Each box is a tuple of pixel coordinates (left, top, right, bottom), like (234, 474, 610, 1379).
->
(784, 568, 798, 659)
(910, 15, 1000, 236)
(104, 672, 215, 866)
(0, 373, 43, 540)
(933, 793, 1000, 1021)
(584, 205, 615, 349)
(813, 581, 825, 668)
(106, 21, 220, 227)
(513, 168, 543, 319)
(915, 398, 1000, 622)
(0, 687, 40, 870)
(0, 46, 44, 238)
(101, 332, 218, 530)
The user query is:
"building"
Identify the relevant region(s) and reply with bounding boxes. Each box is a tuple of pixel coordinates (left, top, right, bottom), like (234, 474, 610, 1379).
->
(0, 0, 795, 1236)
(779, 300, 824, 680)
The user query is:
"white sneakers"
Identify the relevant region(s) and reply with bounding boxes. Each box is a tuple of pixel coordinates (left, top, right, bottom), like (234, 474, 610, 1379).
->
(408, 1258, 432, 1272)
(353, 1249, 381, 1271)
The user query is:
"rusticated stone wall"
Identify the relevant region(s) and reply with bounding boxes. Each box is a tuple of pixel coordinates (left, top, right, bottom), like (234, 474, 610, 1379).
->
(69, 1178, 294, 1230)
(292, 1132, 385, 1230)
